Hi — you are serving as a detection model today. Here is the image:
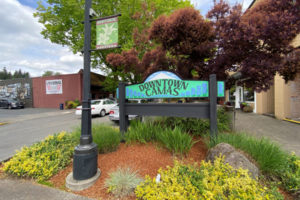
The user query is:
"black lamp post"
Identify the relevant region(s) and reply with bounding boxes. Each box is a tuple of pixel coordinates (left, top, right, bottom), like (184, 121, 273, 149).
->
(72, 0, 98, 180)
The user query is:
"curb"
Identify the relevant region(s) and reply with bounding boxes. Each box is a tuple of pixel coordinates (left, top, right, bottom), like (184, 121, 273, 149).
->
(0, 122, 8, 126)
(283, 118, 300, 125)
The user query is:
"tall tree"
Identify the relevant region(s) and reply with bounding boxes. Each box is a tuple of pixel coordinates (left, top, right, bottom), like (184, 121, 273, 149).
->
(107, 7, 215, 85)
(0, 68, 30, 80)
(42, 70, 61, 77)
(107, 0, 299, 91)
(34, 0, 191, 91)
(206, 0, 300, 91)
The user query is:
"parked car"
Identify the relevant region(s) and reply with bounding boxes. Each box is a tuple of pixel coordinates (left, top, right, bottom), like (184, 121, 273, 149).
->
(75, 99, 117, 117)
(109, 99, 145, 122)
(0, 98, 24, 109)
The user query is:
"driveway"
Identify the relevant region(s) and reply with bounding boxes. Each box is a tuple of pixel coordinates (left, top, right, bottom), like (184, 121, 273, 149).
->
(0, 108, 114, 162)
(234, 110, 300, 156)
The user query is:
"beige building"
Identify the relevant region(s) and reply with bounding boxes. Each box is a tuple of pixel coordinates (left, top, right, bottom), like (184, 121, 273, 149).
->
(226, 0, 300, 120)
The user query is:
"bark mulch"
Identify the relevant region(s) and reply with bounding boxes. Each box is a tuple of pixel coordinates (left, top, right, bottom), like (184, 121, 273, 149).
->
(49, 139, 207, 200)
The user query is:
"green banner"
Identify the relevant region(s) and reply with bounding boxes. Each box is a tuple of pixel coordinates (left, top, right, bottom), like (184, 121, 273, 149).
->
(121, 79, 224, 99)
(96, 17, 118, 49)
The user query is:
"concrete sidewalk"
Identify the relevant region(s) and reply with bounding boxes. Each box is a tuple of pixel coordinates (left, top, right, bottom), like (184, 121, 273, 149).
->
(234, 110, 300, 156)
(0, 179, 94, 200)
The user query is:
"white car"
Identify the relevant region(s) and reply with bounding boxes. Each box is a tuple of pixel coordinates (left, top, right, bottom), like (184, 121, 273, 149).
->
(75, 99, 117, 117)
(109, 99, 144, 122)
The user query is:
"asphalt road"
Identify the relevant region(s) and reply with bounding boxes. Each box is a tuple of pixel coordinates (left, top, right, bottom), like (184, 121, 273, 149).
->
(0, 108, 115, 162)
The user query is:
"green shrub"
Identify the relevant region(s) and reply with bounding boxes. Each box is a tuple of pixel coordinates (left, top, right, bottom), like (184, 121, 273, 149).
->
(126, 121, 195, 155)
(2, 132, 77, 181)
(153, 108, 230, 136)
(279, 152, 300, 193)
(243, 105, 253, 112)
(72, 124, 121, 153)
(207, 132, 300, 194)
(135, 156, 283, 200)
(105, 167, 143, 198)
(207, 133, 288, 174)
(65, 100, 80, 109)
(156, 127, 195, 155)
(125, 120, 162, 144)
(92, 124, 121, 153)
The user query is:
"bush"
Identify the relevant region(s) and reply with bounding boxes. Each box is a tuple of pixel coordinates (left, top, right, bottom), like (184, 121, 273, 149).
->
(135, 156, 283, 200)
(73, 124, 121, 153)
(243, 105, 253, 112)
(2, 132, 77, 181)
(125, 121, 195, 155)
(105, 167, 143, 198)
(153, 108, 230, 136)
(279, 152, 300, 193)
(65, 100, 80, 109)
(93, 124, 121, 153)
(156, 127, 195, 156)
(207, 132, 300, 194)
(125, 120, 162, 144)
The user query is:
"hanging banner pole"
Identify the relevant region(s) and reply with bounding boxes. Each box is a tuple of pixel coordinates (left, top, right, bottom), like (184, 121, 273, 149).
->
(68, 0, 121, 190)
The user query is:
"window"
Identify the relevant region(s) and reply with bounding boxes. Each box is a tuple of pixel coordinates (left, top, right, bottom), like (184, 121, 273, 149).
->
(91, 100, 101, 105)
(243, 87, 254, 102)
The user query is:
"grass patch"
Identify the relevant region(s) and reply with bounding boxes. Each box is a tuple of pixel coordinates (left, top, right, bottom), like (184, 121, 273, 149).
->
(125, 120, 194, 155)
(156, 127, 196, 156)
(207, 132, 288, 174)
(125, 120, 162, 144)
(105, 167, 143, 198)
(73, 124, 121, 153)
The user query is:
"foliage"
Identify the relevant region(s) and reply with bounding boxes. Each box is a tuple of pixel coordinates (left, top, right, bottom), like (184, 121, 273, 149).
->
(65, 100, 80, 109)
(107, 7, 215, 82)
(125, 120, 195, 155)
(156, 127, 195, 156)
(207, 132, 300, 194)
(135, 156, 283, 200)
(279, 152, 300, 193)
(207, 0, 300, 91)
(42, 71, 61, 77)
(243, 105, 253, 112)
(73, 124, 121, 153)
(34, 0, 191, 92)
(108, 0, 300, 91)
(125, 120, 162, 144)
(0, 67, 30, 80)
(153, 108, 230, 136)
(105, 167, 143, 198)
(207, 133, 288, 174)
(2, 132, 77, 181)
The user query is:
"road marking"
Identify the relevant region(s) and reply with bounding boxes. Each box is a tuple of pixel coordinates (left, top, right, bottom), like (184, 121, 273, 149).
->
(0, 122, 8, 126)
(283, 118, 300, 125)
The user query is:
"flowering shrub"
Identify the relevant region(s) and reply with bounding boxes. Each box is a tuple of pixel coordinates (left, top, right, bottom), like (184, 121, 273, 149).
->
(135, 156, 283, 200)
(2, 131, 77, 181)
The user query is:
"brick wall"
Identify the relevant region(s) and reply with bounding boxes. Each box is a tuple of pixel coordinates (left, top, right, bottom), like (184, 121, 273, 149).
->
(32, 74, 82, 108)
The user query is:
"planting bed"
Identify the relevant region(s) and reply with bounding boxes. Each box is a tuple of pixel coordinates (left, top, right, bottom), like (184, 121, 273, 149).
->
(49, 139, 207, 199)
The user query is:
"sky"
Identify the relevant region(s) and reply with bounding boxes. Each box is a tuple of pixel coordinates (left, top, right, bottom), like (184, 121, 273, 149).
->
(0, 0, 252, 77)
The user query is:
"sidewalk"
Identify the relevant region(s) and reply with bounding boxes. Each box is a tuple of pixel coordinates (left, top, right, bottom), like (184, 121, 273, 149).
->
(234, 110, 300, 156)
(0, 178, 93, 200)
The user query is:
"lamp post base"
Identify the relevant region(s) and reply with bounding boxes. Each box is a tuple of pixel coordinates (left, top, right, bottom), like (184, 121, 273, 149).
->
(73, 142, 98, 180)
(66, 168, 101, 191)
